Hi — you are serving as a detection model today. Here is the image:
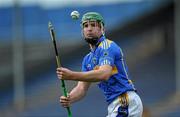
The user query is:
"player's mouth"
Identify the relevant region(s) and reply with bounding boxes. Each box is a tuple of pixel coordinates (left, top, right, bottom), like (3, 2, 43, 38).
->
(86, 33, 95, 37)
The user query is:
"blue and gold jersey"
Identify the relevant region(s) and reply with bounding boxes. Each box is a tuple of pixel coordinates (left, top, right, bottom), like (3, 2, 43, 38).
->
(82, 36, 136, 104)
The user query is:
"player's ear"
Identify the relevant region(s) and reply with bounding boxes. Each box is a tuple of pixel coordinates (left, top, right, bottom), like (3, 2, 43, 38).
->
(100, 23, 105, 35)
(101, 27, 105, 33)
(103, 28, 105, 34)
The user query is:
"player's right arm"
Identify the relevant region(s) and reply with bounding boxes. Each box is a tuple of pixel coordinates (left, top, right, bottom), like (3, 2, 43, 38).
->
(59, 81, 91, 108)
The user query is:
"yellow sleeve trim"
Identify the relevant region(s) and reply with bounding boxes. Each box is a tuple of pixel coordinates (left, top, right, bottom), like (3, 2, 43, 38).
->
(111, 66, 118, 75)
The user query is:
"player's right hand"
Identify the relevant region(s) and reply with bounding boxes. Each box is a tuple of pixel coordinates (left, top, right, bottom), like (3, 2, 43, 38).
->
(59, 95, 71, 108)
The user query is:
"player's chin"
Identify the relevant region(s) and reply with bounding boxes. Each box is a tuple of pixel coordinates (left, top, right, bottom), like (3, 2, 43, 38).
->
(85, 37, 92, 40)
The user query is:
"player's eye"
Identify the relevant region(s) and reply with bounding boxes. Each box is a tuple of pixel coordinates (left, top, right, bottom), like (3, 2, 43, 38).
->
(83, 23, 88, 28)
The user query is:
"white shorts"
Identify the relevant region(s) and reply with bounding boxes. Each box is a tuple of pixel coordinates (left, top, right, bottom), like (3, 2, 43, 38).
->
(107, 91, 143, 117)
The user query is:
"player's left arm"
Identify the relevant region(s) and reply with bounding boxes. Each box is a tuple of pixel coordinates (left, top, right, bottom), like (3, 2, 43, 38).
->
(57, 65, 112, 82)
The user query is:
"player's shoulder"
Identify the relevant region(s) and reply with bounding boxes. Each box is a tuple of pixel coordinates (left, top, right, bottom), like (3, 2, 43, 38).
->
(83, 52, 91, 60)
(82, 52, 90, 65)
(98, 38, 119, 50)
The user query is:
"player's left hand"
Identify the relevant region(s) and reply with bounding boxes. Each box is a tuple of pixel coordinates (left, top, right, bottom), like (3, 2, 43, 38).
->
(56, 67, 73, 80)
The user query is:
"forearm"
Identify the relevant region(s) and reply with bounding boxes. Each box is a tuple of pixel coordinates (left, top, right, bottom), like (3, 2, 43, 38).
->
(69, 86, 86, 103)
(71, 70, 104, 82)
(57, 65, 112, 82)
(70, 65, 112, 82)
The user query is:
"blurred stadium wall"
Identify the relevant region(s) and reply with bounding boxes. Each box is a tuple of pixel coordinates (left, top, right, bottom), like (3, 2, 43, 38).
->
(0, 0, 179, 117)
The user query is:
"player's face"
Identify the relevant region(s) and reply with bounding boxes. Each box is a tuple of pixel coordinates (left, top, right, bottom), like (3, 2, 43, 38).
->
(82, 21, 102, 39)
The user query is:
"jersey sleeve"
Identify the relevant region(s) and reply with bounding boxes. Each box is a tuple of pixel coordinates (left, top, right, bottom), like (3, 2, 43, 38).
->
(99, 43, 116, 67)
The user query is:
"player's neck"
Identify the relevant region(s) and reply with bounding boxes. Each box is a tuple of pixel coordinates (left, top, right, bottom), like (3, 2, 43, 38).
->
(89, 44, 95, 49)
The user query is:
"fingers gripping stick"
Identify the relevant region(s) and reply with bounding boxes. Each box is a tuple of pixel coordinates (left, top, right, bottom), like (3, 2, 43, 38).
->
(48, 22, 72, 117)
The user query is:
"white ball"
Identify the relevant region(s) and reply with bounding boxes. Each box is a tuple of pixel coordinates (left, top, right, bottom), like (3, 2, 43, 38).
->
(71, 11, 80, 20)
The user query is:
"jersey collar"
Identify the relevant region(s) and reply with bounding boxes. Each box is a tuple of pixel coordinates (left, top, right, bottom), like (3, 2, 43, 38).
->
(90, 35, 105, 52)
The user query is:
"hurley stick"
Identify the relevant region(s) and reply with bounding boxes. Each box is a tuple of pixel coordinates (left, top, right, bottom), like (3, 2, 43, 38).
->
(48, 21, 72, 117)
